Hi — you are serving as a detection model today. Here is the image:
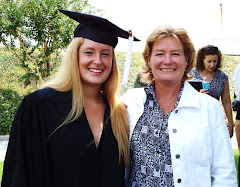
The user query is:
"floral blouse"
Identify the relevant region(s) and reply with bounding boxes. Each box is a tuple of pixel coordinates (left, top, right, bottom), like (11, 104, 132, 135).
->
(127, 84, 183, 187)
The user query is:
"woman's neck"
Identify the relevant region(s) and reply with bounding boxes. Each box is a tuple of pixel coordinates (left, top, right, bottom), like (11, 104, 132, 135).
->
(82, 84, 104, 148)
(200, 69, 214, 77)
(155, 82, 181, 99)
(154, 82, 182, 115)
(200, 69, 215, 82)
(82, 84, 102, 102)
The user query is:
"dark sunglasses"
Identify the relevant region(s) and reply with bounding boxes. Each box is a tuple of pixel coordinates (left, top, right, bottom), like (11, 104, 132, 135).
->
(203, 46, 218, 51)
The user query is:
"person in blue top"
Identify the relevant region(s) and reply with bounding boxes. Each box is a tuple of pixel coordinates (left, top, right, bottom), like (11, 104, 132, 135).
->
(190, 45, 234, 137)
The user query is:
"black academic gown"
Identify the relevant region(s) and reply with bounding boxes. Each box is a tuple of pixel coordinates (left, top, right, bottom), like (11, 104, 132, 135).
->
(1, 88, 125, 187)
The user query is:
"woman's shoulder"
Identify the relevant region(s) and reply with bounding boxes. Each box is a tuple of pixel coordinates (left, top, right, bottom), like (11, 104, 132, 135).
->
(216, 69, 229, 79)
(190, 68, 201, 78)
(122, 87, 145, 97)
(197, 91, 221, 111)
(25, 88, 72, 104)
(190, 68, 198, 73)
(121, 87, 146, 103)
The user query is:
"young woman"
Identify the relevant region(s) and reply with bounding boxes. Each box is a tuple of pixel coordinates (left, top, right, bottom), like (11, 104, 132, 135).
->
(1, 9, 139, 187)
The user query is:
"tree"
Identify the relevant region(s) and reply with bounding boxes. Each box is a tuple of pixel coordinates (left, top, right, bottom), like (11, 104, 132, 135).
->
(0, 0, 98, 90)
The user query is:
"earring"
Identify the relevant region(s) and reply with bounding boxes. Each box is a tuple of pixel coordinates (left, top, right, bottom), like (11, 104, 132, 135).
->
(150, 69, 153, 74)
(184, 68, 188, 75)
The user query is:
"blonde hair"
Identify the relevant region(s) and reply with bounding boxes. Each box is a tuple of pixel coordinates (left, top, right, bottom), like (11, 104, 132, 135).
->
(41, 38, 129, 164)
(141, 25, 196, 84)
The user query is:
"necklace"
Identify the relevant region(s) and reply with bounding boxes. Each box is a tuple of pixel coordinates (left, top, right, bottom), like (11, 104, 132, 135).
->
(100, 93, 103, 125)
(96, 93, 103, 147)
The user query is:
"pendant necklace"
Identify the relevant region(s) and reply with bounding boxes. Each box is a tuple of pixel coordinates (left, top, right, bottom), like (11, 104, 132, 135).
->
(96, 93, 103, 147)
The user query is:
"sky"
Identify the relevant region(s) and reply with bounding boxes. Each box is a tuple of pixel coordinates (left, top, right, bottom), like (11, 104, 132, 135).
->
(89, 0, 240, 54)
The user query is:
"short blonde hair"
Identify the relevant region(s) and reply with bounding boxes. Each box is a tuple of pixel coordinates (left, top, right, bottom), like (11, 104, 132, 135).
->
(141, 25, 196, 84)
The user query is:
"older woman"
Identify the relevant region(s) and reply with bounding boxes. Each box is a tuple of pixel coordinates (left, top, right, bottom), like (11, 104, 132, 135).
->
(2, 9, 140, 187)
(190, 45, 234, 137)
(122, 26, 237, 186)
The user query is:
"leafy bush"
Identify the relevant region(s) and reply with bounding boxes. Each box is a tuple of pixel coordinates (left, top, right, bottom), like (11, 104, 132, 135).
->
(0, 89, 23, 134)
(0, 50, 62, 135)
(134, 74, 147, 88)
(0, 50, 32, 135)
(116, 52, 145, 94)
(0, 52, 33, 95)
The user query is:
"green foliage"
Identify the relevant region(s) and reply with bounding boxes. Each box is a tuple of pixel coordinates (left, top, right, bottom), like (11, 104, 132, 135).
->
(0, 51, 33, 95)
(233, 149, 239, 183)
(134, 73, 147, 88)
(0, 89, 23, 134)
(222, 55, 240, 101)
(0, 161, 3, 185)
(0, 50, 31, 135)
(117, 52, 145, 94)
(0, 53, 18, 76)
(0, 0, 98, 89)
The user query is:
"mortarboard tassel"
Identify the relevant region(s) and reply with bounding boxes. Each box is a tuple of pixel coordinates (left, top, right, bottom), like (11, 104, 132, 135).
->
(121, 30, 134, 85)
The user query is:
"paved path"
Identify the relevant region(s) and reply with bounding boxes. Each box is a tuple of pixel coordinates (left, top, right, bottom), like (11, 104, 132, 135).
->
(0, 131, 239, 162)
(0, 135, 9, 161)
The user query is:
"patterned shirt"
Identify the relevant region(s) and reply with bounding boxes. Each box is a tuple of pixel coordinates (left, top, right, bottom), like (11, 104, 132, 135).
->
(190, 68, 229, 100)
(127, 84, 184, 187)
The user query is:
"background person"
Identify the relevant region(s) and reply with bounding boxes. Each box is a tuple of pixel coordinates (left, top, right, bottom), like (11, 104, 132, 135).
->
(122, 26, 237, 186)
(190, 45, 234, 137)
(233, 63, 240, 185)
(1, 9, 139, 187)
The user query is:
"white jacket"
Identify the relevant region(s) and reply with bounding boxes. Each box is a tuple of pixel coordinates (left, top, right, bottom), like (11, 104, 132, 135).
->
(121, 81, 237, 187)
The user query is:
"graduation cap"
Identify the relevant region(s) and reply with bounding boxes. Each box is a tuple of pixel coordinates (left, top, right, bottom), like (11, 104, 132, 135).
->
(59, 9, 140, 48)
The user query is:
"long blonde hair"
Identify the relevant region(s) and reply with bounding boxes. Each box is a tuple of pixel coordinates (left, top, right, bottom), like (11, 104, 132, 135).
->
(41, 37, 129, 164)
(141, 25, 196, 84)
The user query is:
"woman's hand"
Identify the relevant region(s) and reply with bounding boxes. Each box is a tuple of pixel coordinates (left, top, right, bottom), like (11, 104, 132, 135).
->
(200, 89, 209, 94)
(228, 125, 234, 138)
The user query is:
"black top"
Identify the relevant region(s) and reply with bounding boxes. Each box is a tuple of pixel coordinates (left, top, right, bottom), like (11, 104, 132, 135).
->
(187, 80, 203, 92)
(1, 88, 125, 187)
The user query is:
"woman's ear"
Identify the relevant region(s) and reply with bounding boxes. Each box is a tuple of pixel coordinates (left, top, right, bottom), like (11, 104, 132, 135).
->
(185, 57, 188, 69)
(148, 57, 152, 69)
